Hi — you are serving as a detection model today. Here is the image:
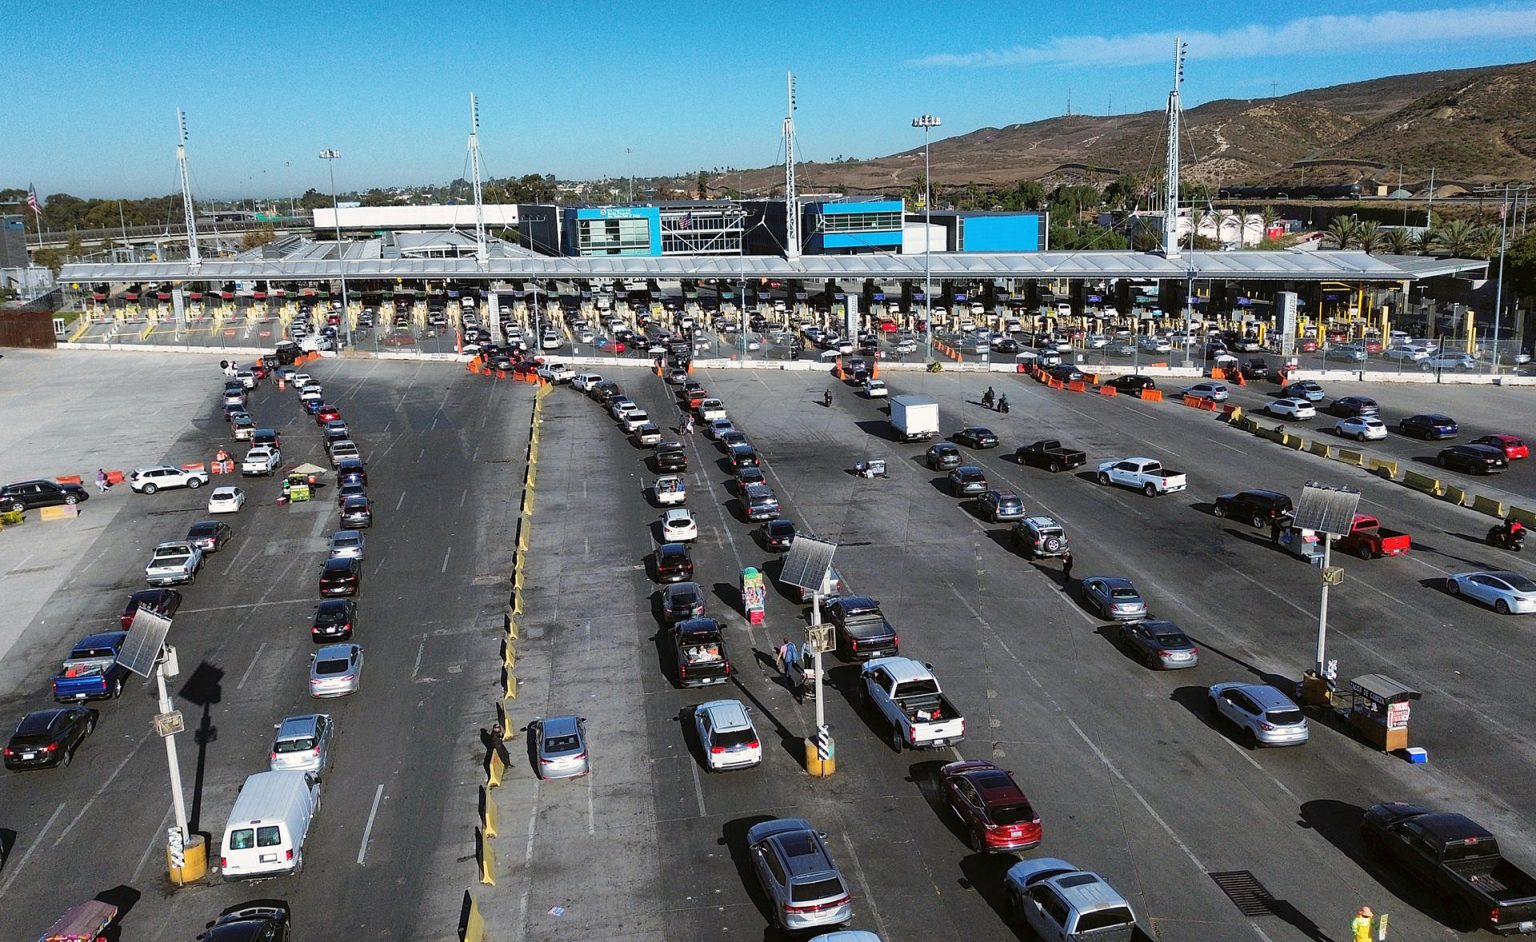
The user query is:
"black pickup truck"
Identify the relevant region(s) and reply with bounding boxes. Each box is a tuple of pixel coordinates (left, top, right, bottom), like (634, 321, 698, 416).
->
(671, 617, 732, 688)
(1362, 802, 1536, 934)
(1014, 440, 1087, 473)
(822, 595, 899, 661)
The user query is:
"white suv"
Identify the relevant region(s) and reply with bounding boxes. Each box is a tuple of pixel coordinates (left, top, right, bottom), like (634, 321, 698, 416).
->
(130, 465, 210, 494)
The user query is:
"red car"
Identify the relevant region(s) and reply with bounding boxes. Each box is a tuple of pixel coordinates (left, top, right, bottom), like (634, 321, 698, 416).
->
(121, 588, 183, 628)
(1298, 338, 1319, 353)
(938, 759, 1042, 852)
(1472, 434, 1530, 461)
(315, 405, 342, 425)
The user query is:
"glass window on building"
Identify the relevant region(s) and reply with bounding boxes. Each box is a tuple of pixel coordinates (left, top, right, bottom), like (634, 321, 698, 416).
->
(579, 218, 652, 256)
(820, 211, 902, 233)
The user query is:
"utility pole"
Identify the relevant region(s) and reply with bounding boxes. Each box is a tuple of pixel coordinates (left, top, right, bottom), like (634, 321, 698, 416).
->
(784, 72, 801, 261)
(1162, 38, 1188, 259)
(468, 93, 488, 268)
(176, 109, 200, 269)
(913, 114, 942, 359)
(319, 149, 351, 347)
(1492, 185, 1510, 374)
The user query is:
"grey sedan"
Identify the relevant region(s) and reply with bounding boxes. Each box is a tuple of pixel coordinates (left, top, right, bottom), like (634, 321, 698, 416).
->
(1081, 576, 1149, 621)
(308, 643, 364, 698)
(532, 714, 589, 779)
(1208, 682, 1309, 747)
(328, 530, 365, 561)
(1118, 620, 1199, 669)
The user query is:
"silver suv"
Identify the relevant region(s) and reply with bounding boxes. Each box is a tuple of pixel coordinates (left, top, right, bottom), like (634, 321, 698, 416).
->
(269, 714, 334, 773)
(747, 818, 853, 932)
(1012, 515, 1070, 559)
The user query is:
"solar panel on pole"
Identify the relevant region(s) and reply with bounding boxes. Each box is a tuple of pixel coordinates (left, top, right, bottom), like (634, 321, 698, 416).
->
(780, 537, 836, 592)
(1293, 482, 1361, 536)
(118, 607, 173, 678)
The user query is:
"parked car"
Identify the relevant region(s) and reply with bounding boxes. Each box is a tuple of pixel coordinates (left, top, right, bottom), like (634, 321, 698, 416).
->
(1327, 395, 1380, 417)
(1471, 433, 1530, 460)
(269, 714, 334, 773)
(1335, 416, 1389, 441)
(1105, 374, 1157, 396)
(1181, 381, 1229, 402)
(1264, 397, 1316, 420)
(129, 465, 209, 494)
(1118, 620, 1200, 669)
(1425, 352, 1478, 371)
(1280, 380, 1326, 402)
(952, 427, 999, 449)
(1445, 570, 1536, 614)
(1212, 489, 1293, 528)
(1384, 345, 1430, 363)
(1080, 576, 1149, 621)
(1, 478, 89, 512)
(531, 714, 589, 779)
(746, 819, 854, 932)
(4, 707, 97, 770)
(309, 643, 365, 697)
(693, 699, 761, 772)
(1325, 344, 1368, 363)
(1398, 413, 1459, 439)
(1437, 444, 1508, 475)
(938, 759, 1042, 852)
(1207, 682, 1309, 747)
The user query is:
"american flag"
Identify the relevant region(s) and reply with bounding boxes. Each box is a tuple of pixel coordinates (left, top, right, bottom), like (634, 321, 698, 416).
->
(678, 212, 693, 230)
(26, 184, 41, 218)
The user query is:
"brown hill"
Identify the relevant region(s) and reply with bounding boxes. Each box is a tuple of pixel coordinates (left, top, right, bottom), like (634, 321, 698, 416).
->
(711, 60, 1533, 195)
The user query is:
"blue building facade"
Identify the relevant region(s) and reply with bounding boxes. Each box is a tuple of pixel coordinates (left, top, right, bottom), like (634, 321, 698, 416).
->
(804, 199, 904, 254)
(562, 206, 662, 256)
(958, 213, 1043, 252)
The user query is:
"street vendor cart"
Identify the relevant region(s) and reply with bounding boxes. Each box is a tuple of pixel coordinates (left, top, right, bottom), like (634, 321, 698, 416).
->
(1279, 526, 1325, 566)
(281, 462, 327, 503)
(1348, 673, 1421, 752)
(39, 900, 118, 942)
(741, 566, 766, 625)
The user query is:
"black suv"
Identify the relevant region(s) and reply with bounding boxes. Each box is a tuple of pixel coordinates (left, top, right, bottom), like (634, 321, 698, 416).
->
(653, 443, 688, 472)
(199, 903, 292, 942)
(2, 479, 90, 512)
(1213, 489, 1294, 528)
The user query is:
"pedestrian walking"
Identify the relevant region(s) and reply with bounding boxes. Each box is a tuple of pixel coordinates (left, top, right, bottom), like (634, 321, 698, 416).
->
(1271, 517, 1284, 544)
(96, 469, 109, 493)
(1061, 551, 1074, 583)
(1350, 906, 1374, 942)
(775, 637, 793, 675)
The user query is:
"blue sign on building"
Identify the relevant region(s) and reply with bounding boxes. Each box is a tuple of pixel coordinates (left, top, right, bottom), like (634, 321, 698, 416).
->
(960, 214, 1042, 252)
(805, 200, 904, 254)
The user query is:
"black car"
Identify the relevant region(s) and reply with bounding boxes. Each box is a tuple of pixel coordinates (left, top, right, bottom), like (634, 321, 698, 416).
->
(1106, 374, 1157, 395)
(319, 557, 362, 597)
(654, 542, 694, 583)
(821, 595, 899, 660)
(992, 337, 1020, 354)
(199, 903, 292, 942)
(1047, 365, 1085, 384)
(1326, 396, 1380, 417)
(1, 479, 90, 512)
(335, 457, 368, 486)
(926, 443, 963, 470)
(1398, 413, 1459, 439)
(1437, 444, 1509, 475)
(759, 518, 796, 551)
(311, 598, 357, 641)
(1238, 358, 1270, 381)
(948, 464, 988, 497)
(661, 581, 706, 623)
(952, 427, 1000, 449)
(186, 520, 234, 553)
(4, 707, 97, 770)
(653, 442, 688, 472)
(1212, 489, 1293, 528)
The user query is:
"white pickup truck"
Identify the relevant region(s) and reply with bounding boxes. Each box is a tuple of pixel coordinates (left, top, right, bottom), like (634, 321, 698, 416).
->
(145, 541, 204, 587)
(860, 656, 966, 751)
(695, 398, 727, 422)
(241, 446, 281, 476)
(1095, 457, 1188, 497)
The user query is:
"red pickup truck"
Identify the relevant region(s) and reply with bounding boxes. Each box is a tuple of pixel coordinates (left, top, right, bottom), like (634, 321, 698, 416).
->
(1334, 514, 1412, 559)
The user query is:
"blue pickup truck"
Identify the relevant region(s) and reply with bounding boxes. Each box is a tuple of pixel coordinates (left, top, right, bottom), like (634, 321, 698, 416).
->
(52, 631, 131, 702)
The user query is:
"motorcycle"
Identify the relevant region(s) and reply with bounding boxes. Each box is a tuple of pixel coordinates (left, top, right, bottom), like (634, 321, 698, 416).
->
(981, 390, 995, 409)
(997, 397, 1011, 414)
(1487, 525, 1526, 552)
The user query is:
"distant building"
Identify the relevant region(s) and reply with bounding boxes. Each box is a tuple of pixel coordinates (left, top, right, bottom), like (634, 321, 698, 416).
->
(0, 215, 27, 269)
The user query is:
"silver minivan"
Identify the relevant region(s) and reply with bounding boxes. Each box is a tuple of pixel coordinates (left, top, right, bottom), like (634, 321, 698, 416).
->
(748, 818, 854, 932)
(270, 714, 335, 773)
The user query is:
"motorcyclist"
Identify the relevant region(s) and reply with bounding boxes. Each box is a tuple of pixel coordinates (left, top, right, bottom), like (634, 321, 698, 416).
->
(998, 394, 1010, 414)
(982, 386, 995, 409)
(1503, 516, 1526, 541)
(823, 388, 833, 407)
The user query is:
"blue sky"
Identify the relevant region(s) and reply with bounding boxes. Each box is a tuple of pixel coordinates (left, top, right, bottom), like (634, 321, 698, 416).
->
(8, 0, 1536, 199)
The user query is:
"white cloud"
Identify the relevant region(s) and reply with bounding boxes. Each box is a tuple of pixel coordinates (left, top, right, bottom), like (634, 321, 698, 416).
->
(911, 4, 1536, 68)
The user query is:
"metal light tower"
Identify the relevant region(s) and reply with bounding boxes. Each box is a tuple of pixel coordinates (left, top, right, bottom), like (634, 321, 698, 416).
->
(1162, 38, 1187, 259)
(784, 72, 801, 260)
(319, 149, 351, 346)
(469, 93, 488, 267)
(176, 109, 201, 269)
(912, 114, 942, 352)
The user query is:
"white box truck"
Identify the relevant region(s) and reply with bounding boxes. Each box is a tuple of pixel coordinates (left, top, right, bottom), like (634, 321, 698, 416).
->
(220, 769, 320, 880)
(889, 394, 940, 441)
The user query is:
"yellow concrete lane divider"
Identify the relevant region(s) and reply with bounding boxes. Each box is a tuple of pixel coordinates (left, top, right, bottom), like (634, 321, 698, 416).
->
(503, 663, 518, 699)
(495, 702, 514, 742)
(1368, 458, 1400, 480)
(1307, 440, 1333, 459)
(487, 743, 506, 787)
(502, 638, 517, 671)
(1471, 495, 1507, 518)
(1511, 506, 1536, 527)
(481, 786, 499, 839)
(478, 829, 496, 885)
(1336, 448, 1365, 467)
(1440, 485, 1468, 507)
(1403, 470, 1444, 496)
(462, 894, 487, 942)
(505, 609, 518, 641)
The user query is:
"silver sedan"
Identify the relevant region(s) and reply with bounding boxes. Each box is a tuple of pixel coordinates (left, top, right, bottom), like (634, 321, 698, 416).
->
(309, 643, 365, 698)
(1118, 620, 1199, 669)
(1446, 571, 1536, 615)
(1081, 576, 1149, 621)
(532, 715, 590, 779)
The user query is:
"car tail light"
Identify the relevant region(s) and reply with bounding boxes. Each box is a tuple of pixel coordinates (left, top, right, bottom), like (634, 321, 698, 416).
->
(2, 747, 12, 757)
(1259, 721, 1275, 731)
(786, 895, 850, 915)
(221, 856, 227, 868)
(271, 752, 278, 760)
(286, 849, 294, 861)
(1155, 649, 1171, 657)
(46, 742, 58, 752)
(710, 745, 726, 754)
(1488, 907, 1499, 925)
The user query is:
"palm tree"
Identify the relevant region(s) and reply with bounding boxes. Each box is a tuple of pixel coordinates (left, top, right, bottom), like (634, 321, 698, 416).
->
(1470, 225, 1501, 260)
(1429, 218, 1478, 256)
(1356, 220, 1384, 254)
(1260, 205, 1278, 234)
(1324, 216, 1360, 249)
(1382, 227, 1416, 255)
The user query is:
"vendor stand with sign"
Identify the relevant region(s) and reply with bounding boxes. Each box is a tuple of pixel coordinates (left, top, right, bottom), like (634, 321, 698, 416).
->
(1348, 673, 1421, 752)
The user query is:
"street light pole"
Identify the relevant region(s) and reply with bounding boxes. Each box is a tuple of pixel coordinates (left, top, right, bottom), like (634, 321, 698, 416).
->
(319, 149, 351, 348)
(1491, 183, 1511, 375)
(912, 114, 941, 360)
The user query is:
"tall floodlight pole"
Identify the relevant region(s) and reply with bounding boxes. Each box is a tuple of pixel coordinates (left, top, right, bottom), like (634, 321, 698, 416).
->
(469, 93, 488, 268)
(913, 114, 942, 355)
(319, 149, 351, 347)
(784, 72, 801, 261)
(1491, 184, 1510, 375)
(176, 109, 201, 270)
(626, 148, 633, 203)
(1162, 39, 1187, 259)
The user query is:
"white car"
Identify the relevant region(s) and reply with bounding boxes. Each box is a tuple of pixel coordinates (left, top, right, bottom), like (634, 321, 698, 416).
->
(1383, 346, 1429, 363)
(895, 340, 917, 354)
(705, 418, 736, 441)
(661, 508, 699, 541)
(1424, 352, 1478, 372)
(1265, 398, 1316, 420)
(1137, 336, 1172, 354)
(235, 370, 258, 389)
(241, 446, 282, 476)
(1334, 416, 1388, 441)
(1084, 334, 1109, 349)
(693, 699, 762, 772)
(207, 486, 246, 513)
(610, 398, 639, 420)
(1446, 570, 1536, 615)
(1181, 382, 1230, 402)
(620, 410, 651, 433)
(290, 373, 313, 388)
(864, 380, 888, 398)
(571, 373, 603, 392)
(130, 465, 210, 494)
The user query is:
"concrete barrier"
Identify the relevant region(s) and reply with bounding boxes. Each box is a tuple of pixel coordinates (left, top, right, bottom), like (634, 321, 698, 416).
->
(1368, 458, 1399, 479)
(1307, 440, 1333, 458)
(1336, 448, 1364, 466)
(1098, 384, 1117, 396)
(1403, 470, 1443, 496)
(1440, 485, 1468, 507)
(39, 505, 79, 521)
(478, 830, 496, 885)
(1282, 435, 1305, 450)
(1511, 506, 1536, 527)
(462, 894, 487, 942)
(481, 786, 499, 839)
(1067, 380, 1087, 393)
(1142, 389, 1163, 402)
(1470, 494, 1507, 518)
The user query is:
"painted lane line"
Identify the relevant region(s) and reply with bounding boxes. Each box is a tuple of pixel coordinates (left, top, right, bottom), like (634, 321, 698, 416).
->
(441, 546, 452, 574)
(689, 758, 707, 817)
(237, 642, 269, 690)
(460, 488, 468, 507)
(837, 831, 892, 942)
(412, 639, 426, 679)
(180, 598, 315, 614)
(7, 553, 32, 574)
(0, 802, 67, 898)
(1217, 736, 1299, 803)
(516, 802, 541, 937)
(131, 805, 176, 884)
(395, 492, 406, 511)
(56, 729, 155, 845)
(356, 783, 386, 864)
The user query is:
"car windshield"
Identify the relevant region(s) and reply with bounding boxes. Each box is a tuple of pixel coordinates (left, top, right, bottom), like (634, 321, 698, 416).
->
(315, 658, 349, 675)
(1266, 707, 1304, 726)
(273, 737, 316, 753)
(791, 877, 845, 903)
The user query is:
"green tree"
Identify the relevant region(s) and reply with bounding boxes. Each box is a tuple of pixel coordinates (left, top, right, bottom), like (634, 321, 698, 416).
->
(64, 232, 84, 259)
(1260, 205, 1278, 233)
(298, 188, 332, 211)
(696, 171, 708, 200)
(1503, 230, 1536, 297)
(1428, 218, 1478, 256)
(1356, 220, 1383, 254)
(241, 225, 277, 250)
(33, 246, 64, 276)
(1324, 216, 1359, 249)
(1382, 228, 1417, 255)
(1012, 180, 1046, 211)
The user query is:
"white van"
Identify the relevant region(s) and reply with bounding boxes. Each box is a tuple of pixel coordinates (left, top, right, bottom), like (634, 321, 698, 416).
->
(220, 769, 319, 880)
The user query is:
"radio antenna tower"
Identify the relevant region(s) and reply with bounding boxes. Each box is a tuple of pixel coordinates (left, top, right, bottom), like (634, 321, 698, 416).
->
(176, 109, 201, 269)
(783, 72, 800, 260)
(1163, 38, 1187, 258)
(469, 93, 488, 266)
